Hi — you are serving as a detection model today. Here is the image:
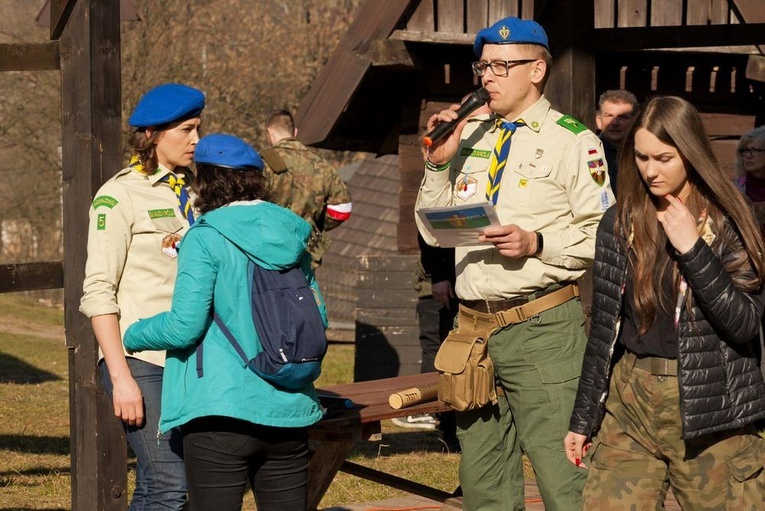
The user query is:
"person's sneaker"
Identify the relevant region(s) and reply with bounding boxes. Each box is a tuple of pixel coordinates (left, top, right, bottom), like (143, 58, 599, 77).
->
(391, 413, 437, 430)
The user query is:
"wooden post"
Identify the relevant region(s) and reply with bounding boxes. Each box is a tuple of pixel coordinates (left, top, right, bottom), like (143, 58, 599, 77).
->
(59, 1, 125, 509)
(537, 0, 597, 130)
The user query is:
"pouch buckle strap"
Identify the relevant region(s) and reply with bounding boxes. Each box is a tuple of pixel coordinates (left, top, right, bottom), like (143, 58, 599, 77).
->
(457, 305, 502, 336)
(495, 283, 579, 327)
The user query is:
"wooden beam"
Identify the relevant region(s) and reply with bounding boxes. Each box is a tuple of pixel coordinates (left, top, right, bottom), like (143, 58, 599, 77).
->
(593, 24, 765, 51)
(389, 29, 474, 45)
(49, 0, 78, 40)
(0, 42, 59, 71)
(0, 262, 63, 292)
(730, 0, 765, 54)
(340, 460, 454, 502)
(364, 39, 416, 68)
(295, 0, 412, 147)
(747, 55, 765, 82)
(59, 1, 125, 510)
(732, 0, 765, 23)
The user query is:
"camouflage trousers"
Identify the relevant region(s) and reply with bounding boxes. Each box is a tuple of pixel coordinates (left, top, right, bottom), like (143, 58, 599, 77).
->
(583, 351, 765, 510)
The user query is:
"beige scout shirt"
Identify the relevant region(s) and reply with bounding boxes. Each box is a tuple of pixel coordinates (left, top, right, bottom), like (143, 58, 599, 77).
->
(415, 96, 615, 301)
(80, 164, 193, 367)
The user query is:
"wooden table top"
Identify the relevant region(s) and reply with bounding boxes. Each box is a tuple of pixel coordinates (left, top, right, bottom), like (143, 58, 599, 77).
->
(315, 372, 449, 427)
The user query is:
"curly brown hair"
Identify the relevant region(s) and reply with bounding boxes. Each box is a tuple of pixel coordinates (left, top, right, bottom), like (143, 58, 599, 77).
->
(192, 164, 268, 214)
(127, 130, 163, 175)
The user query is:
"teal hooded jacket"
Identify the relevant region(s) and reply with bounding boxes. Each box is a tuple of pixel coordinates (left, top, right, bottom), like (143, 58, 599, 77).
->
(124, 200, 326, 432)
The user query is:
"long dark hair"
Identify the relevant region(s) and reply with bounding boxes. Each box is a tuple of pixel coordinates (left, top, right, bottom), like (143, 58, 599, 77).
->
(193, 164, 268, 214)
(615, 96, 764, 333)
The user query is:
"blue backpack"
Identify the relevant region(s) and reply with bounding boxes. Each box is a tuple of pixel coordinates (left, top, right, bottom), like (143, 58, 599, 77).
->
(196, 240, 327, 390)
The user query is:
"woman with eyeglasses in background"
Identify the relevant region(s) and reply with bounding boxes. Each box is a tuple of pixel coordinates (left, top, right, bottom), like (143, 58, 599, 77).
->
(735, 126, 765, 232)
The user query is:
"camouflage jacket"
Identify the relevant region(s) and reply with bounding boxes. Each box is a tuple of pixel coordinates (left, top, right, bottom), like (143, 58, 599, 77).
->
(261, 138, 352, 265)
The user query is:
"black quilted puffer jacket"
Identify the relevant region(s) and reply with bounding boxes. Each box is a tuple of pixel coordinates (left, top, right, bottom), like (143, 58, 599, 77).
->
(569, 206, 765, 439)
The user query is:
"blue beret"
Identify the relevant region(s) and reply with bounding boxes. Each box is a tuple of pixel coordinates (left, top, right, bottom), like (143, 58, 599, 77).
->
(129, 83, 205, 128)
(474, 17, 549, 56)
(194, 134, 264, 171)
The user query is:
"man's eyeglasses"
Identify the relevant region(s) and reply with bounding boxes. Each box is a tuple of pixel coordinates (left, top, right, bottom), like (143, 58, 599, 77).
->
(471, 59, 537, 77)
(739, 148, 765, 156)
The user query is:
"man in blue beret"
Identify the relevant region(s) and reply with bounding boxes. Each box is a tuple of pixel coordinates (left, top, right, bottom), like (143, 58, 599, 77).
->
(416, 16, 614, 511)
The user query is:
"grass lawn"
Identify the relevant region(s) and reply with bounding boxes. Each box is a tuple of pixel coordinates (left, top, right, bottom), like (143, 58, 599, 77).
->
(0, 293, 461, 510)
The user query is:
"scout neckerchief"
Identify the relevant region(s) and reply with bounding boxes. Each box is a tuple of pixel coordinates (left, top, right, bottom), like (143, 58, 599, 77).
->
(626, 210, 715, 329)
(129, 155, 195, 226)
(485, 119, 526, 205)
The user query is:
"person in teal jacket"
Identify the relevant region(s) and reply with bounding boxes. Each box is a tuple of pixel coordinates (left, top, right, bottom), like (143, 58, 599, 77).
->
(124, 133, 326, 511)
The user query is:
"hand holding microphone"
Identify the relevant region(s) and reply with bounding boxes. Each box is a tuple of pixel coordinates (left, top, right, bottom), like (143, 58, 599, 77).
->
(423, 88, 491, 148)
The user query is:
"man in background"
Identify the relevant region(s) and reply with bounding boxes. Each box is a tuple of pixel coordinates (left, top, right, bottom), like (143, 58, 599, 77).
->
(595, 89, 638, 198)
(261, 109, 352, 267)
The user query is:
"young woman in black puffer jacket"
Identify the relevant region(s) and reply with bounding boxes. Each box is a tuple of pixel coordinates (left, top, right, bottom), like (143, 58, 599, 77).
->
(565, 96, 765, 511)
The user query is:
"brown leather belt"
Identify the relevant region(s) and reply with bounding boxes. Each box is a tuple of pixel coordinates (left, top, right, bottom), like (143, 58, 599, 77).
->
(462, 282, 576, 314)
(634, 356, 678, 376)
(460, 283, 579, 327)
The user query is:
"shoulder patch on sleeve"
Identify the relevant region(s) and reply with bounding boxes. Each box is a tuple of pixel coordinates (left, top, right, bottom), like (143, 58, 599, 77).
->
(556, 115, 588, 135)
(92, 195, 119, 209)
(260, 148, 289, 174)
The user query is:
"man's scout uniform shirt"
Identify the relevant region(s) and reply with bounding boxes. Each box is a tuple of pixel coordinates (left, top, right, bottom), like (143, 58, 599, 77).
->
(80, 163, 194, 367)
(416, 96, 615, 301)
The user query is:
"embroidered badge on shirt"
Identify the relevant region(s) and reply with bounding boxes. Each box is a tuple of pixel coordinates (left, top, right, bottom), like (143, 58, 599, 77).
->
(97, 213, 106, 230)
(460, 148, 491, 159)
(535, 149, 544, 159)
(519, 178, 528, 188)
(588, 158, 607, 186)
(92, 195, 118, 209)
(161, 233, 182, 259)
(456, 174, 478, 200)
(148, 208, 176, 220)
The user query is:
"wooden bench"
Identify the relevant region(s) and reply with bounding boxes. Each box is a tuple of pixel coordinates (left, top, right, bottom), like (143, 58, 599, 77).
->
(308, 372, 459, 510)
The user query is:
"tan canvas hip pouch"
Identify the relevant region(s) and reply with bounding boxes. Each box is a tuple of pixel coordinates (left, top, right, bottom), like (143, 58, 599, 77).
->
(434, 283, 580, 411)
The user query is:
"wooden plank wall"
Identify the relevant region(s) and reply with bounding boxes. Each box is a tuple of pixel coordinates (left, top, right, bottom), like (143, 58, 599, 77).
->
(354, 255, 420, 381)
(406, 0, 530, 32)
(595, 0, 742, 27)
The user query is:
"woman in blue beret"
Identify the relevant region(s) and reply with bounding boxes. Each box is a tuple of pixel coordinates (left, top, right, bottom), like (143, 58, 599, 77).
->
(123, 134, 327, 511)
(80, 83, 206, 510)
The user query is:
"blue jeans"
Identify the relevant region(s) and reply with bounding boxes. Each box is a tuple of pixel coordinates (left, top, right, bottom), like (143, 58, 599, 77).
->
(100, 358, 187, 510)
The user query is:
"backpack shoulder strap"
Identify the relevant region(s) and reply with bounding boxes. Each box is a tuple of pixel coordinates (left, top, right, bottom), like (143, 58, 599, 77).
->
(213, 311, 251, 367)
(194, 234, 254, 378)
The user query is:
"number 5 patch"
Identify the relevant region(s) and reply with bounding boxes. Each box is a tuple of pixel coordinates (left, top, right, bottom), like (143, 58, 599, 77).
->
(97, 213, 106, 230)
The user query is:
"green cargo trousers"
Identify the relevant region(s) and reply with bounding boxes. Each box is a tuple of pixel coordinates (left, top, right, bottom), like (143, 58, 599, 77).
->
(583, 351, 765, 511)
(456, 298, 588, 511)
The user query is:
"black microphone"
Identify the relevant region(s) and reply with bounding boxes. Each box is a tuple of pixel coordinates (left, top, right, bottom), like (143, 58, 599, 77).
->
(422, 88, 491, 147)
